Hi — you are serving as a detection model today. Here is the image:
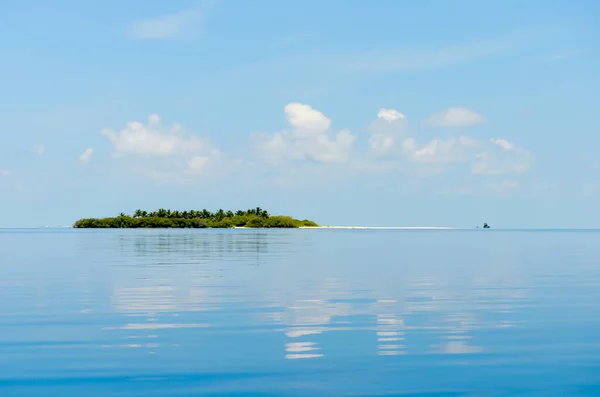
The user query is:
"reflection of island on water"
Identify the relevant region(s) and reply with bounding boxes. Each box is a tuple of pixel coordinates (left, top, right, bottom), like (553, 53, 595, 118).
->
(125, 231, 271, 257)
(81, 230, 530, 358)
(95, 230, 308, 353)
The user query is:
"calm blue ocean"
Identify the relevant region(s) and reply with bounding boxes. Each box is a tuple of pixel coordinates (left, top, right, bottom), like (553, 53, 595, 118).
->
(1, 229, 599, 396)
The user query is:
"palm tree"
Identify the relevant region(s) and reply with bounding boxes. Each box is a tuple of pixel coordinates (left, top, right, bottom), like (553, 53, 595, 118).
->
(226, 210, 234, 218)
(236, 210, 244, 216)
(157, 208, 167, 218)
(134, 209, 143, 218)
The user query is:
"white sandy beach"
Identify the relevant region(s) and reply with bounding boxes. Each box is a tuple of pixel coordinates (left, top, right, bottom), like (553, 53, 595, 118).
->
(298, 226, 455, 230)
(231, 226, 454, 230)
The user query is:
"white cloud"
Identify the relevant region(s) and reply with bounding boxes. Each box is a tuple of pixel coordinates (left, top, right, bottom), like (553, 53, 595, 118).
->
(459, 136, 479, 147)
(368, 108, 408, 156)
(472, 138, 531, 175)
(101, 114, 227, 181)
(365, 108, 532, 180)
(95, 108, 532, 185)
(368, 108, 480, 164)
(369, 134, 396, 153)
(148, 113, 161, 124)
(79, 148, 94, 164)
(490, 138, 514, 150)
(254, 103, 356, 164)
(101, 114, 208, 157)
(402, 136, 478, 163)
(284, 103, 331, 135)
(0, 169, 10, 177)
(377, 108, 405, 122)
(187, 149, 222, 175)
(489, 180, 519, 192)
(425, 107, 484, 127)
(34, 144, 46, 156)
(127, 7, 203, 40)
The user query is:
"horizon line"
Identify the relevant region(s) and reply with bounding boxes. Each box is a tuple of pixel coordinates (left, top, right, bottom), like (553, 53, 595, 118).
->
(3, 226, 600, 231)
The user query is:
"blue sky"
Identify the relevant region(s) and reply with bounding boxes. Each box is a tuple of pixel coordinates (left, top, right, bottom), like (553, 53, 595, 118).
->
(1, 0, 599, 228)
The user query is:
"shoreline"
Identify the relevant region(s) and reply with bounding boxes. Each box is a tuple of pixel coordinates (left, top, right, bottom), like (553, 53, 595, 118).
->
(297, 226, 455, 230)
(230, 226, 454, 230)
(3, 226, 454, 230)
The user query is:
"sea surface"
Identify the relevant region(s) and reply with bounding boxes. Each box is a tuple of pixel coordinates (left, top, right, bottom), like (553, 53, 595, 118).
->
(1, 229, 600, 396)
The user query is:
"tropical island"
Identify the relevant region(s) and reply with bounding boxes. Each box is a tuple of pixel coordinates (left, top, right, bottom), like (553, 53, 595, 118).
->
(72, 208, 319, 229)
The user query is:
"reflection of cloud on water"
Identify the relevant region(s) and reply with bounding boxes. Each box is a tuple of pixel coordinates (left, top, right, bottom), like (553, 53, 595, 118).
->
(398, 271, 534, 356)
(84, 230, 536, 359)
(267, 272, 529, 359)
(285, 354, 324, 359)
(103, 323, 209, 330)
(113, 285, 178, 313)
(375, 299, 406, 356)
(286, 342, 319, 352)
(278, 298, 330, 360)
(101, 343, 162, 349)
(107, 276, 220, 354)
(102, 232, 268, 354)
(111, 282, 221, 315)
(285, 341, 323, 359)
(440, 341, 483, 354)
(271, 278, 361, 360)
(285, 329, 323, 338)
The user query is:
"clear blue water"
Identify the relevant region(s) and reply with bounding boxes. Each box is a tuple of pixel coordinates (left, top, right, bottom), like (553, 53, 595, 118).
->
(1, 229, 600, 396)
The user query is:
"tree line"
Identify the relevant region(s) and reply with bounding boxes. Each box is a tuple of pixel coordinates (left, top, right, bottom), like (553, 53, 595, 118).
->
(72, 207, 318, 229)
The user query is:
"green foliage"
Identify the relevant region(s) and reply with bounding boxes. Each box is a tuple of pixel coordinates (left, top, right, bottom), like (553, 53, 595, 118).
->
(72, 216, 207, 229)
(207, 218, 235, 228)
(299, 219, 319, 227)
(245, 215, 312, 228)
(263, 216, 299, 228)
(245, 216, 266, 228)
(73, 208, 317, 229)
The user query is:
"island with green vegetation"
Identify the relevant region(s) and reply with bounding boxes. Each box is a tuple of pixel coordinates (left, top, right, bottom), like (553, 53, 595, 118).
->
(72, 208, 319, 229)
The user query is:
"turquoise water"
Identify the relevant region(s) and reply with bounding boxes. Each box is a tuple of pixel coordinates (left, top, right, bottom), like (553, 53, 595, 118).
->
(1, 229, 599, 396)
